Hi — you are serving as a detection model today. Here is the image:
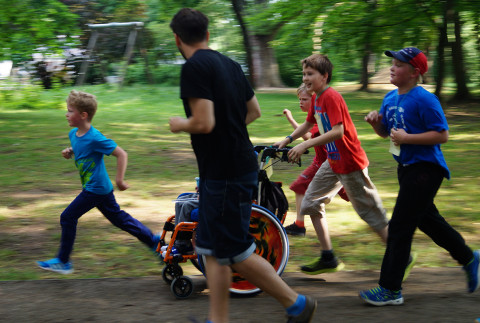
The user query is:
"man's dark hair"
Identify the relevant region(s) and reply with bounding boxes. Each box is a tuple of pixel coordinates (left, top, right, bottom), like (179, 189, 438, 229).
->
(170, 8, 209, 45)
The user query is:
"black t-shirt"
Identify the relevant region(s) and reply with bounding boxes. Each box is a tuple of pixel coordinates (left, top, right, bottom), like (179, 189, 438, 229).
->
(180, 49, 258, 179)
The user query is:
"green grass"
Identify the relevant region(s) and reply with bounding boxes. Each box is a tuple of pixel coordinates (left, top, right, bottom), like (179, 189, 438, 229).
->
(1, 83, 479, 281)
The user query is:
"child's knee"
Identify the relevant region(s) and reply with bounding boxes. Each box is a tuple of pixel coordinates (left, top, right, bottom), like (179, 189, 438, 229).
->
(60, 210, 77, 226)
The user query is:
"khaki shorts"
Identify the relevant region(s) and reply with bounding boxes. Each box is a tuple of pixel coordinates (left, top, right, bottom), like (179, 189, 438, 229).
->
(300, 160, 388, 232)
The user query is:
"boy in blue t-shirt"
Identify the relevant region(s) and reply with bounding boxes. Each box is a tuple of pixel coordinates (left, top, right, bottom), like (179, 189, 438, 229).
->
(361, 47, 479, 305)
(37, 90, 159, 274)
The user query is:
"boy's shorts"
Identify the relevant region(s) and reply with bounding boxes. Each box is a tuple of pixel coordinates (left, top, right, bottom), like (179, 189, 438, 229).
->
(195, 171, 257, 266)
(289, 161, 321, 195)
(290, 161, 350, 202)
(301, 160, 387, 232)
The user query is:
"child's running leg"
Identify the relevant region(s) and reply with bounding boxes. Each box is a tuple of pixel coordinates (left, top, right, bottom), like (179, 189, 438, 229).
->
(338, 168, 388, 242)
(285, 162, 320, 236)
(299, 161, 345, 274)
(98, 191, 156, 248)
(37, 190, 96, 274)
(57, 190, 97, 262)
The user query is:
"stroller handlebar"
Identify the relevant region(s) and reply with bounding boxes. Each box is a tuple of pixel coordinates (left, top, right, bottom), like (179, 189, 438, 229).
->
(253, 145, 309, 166)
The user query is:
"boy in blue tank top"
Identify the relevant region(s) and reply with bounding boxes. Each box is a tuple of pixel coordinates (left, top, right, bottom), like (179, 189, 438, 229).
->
(37, 90, 159, 274)
(361, 47, 479, 305)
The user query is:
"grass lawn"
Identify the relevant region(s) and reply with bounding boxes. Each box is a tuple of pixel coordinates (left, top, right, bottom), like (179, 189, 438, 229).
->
(1, 83, 479, 280)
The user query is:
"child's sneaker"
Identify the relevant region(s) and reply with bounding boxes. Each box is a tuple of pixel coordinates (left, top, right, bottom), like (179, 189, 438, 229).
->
(300, 257, 345, 275)
(162, 246, 181, 258)
(284, 222, 306, 236)
(359, 286, 403, 306)
(463, 249, 480, 293)
(403, 252, 417, 282)
(286, 295, 317, 323)
(151, 233, 162, 255)
(37, 258, 73, 274)
(162, 244, 194, 258)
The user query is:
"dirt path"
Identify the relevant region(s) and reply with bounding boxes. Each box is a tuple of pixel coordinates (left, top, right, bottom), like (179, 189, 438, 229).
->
(1, 267, 479, 322)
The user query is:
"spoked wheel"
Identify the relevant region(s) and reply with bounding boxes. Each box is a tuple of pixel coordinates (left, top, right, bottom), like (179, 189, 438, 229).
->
(171, 276, 194, 299)
(162, 264, 183, 285)
(198, 205, 289, 297)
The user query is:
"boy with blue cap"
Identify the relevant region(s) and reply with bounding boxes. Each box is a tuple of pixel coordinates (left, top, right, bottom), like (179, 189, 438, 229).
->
(361, 47, 479, 305)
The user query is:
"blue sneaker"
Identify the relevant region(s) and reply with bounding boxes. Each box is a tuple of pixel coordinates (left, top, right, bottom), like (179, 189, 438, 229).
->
(161, 244, 194, 258)
(359, 286, 403, 306)
(463, 249, 480, 293)
(37, 258, 73, 274)
(151, 233, 162, 254)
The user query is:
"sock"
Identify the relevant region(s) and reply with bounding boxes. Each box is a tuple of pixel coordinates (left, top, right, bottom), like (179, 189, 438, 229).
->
(321, 249, 334, 262)
(295, 220, 305, 228)
(286, 294, 306, 316)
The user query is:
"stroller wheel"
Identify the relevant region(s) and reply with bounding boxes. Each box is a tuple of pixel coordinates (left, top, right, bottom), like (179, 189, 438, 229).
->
(171, 276, 194, 299)
(162, 264, 183, 285)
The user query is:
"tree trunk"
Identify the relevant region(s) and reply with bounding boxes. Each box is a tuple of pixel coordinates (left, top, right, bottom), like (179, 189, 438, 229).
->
(252, 34, 284, 88)
(231, 0, 254, 86)
(451, 8, 471, 101)
(359, 50, 370, 91)
(434, 1, 448, 98)
(357, 0, 377, 91)
(230, 0, 284, 89)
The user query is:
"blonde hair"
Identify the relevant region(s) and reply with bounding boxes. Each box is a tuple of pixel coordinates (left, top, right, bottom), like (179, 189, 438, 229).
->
(297, 83, 311, 96)
(66, 90, 97, 121)
(301, 54, 333, 84)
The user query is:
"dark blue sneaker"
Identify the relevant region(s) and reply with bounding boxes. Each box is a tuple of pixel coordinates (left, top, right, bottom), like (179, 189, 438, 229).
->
(37, 258, 73, 274)
(359, 286, 403, 306)
(463, 249, 480, 293)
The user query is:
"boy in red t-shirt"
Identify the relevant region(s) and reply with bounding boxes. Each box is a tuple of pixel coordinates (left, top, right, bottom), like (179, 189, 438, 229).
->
(283, 84, 349, 237)
(275, 54, 389, 274)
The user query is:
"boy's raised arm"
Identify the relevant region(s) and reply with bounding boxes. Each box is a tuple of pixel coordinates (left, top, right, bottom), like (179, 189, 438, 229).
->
(111, 146, 129, 191)
(274, 121, 314, 148)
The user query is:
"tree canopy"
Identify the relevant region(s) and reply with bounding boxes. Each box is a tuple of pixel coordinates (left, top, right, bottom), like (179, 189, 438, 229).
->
(0, 0, 79, 64)
(0, 0, 478, 101)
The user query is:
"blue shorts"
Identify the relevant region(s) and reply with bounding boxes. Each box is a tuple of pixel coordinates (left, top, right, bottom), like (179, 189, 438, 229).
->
(195, 171, 257, 265)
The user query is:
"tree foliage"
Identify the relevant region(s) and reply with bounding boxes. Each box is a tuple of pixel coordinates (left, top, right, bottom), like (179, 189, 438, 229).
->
(0, 0, 79, 64)
(1, 0, 478, 100)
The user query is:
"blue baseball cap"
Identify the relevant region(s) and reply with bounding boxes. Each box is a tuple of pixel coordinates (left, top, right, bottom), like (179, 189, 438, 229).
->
(385, 47, 428, 75)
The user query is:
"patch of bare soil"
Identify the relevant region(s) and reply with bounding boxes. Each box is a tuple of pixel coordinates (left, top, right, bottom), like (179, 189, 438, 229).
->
(1, 268, 479, 322)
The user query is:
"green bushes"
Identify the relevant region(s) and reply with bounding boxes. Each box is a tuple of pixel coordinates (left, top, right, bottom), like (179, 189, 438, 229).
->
(0, 82, 63, 110)
(125, 62, 181, 86)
